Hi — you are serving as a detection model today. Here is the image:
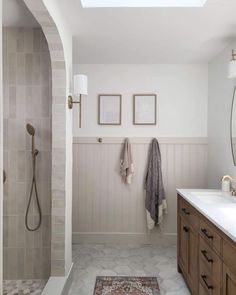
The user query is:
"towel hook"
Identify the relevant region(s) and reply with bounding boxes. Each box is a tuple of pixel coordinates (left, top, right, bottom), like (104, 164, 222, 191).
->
(97, 137, 103, 143)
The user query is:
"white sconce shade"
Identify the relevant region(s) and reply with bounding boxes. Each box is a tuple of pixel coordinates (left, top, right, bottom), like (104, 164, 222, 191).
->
(74, 74, 88, 95)
(229, 60, 236, 79)
(228, 50, 236, 79)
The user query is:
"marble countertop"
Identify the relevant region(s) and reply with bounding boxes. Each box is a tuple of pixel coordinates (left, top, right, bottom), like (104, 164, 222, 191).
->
(177, 189, 236, 243)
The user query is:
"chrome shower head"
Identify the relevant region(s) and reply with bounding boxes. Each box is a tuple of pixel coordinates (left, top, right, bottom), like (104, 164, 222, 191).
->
(26, 123, 35, 136)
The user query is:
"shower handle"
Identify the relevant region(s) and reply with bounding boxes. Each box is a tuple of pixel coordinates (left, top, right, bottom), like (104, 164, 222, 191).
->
(25, 123, 42, 231)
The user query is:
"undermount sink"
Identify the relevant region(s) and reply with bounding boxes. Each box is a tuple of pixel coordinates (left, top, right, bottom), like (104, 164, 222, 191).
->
(191, 191, 234, 204)
(191, 191, 223, 196)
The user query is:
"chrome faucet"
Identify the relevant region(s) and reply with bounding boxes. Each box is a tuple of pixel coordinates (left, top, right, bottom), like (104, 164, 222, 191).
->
(222, 175, 236, 196)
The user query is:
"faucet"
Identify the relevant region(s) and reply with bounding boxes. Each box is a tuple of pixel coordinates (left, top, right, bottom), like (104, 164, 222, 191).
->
(222, 175, 236, 196)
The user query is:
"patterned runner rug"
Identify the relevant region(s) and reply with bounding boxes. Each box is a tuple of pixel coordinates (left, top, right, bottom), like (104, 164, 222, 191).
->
(93, 276, 160, 295)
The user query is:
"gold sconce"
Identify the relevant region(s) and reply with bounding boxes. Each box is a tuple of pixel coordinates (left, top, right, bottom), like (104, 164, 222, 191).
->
(68, 74, 88, 128)
(228, 50, 236, 79)
(232, 49, 236, 60)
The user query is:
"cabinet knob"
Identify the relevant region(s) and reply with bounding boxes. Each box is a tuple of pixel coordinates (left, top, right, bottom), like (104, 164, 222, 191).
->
(183, 226, 189, 233)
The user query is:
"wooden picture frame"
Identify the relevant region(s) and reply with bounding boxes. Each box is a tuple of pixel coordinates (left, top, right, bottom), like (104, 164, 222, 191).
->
(98, 94, 122, 125)
(133, 94, 157, 125)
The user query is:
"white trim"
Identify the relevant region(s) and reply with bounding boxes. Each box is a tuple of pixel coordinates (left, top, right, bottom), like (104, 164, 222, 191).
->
(73, 136, 208, 145)
(72, 232, 177, 245)
(42, 263, 74, 295)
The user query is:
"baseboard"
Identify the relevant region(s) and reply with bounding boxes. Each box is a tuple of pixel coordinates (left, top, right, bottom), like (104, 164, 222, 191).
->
(42, 263, 74, 295)
(72, 232, 177, 245)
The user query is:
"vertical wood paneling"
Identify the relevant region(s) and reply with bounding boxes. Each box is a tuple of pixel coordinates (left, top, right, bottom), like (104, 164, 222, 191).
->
(72, 138, 208, 240)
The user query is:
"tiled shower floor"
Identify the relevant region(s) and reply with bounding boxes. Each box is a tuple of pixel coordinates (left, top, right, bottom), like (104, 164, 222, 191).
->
(3, 280, 47, 295)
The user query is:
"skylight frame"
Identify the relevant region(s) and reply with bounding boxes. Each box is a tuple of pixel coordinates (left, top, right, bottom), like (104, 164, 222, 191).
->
(81, 0, 207, 8)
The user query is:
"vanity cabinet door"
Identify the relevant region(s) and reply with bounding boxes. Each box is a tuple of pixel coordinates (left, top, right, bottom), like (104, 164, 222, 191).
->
(223, 264, 236, 295)
(178, 215, 188, 271)
(178, 214, 198, 294)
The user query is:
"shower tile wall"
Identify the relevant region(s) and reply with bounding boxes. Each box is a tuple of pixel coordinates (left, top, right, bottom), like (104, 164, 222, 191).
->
(3, 28, 52, 280)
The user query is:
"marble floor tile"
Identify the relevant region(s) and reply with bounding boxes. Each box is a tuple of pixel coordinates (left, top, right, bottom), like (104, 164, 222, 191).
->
(68, 243, 191, 295)
(3, 279, 47, 295)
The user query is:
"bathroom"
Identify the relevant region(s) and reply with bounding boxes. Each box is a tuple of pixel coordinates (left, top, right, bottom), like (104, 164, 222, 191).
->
(1, 0, 236, 295)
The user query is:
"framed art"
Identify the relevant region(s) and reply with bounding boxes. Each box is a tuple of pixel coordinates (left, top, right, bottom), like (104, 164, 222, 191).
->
(98, 94, 122, 125)
(133, 94, 157, 125)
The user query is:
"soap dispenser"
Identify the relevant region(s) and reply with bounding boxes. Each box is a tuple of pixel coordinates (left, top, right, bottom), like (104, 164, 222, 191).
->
(222, 178, 231, 192)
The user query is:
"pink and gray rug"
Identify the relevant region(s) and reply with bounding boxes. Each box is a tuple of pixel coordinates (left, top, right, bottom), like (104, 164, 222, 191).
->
(94, 276, 160, 295)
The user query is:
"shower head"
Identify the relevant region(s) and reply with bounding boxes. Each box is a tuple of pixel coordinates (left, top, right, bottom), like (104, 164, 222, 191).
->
(26, 123, 35, 136)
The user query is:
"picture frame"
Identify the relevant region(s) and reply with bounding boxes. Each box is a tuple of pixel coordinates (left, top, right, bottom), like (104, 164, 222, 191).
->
(133, 94, 157, 125)
(98, 94, 122, 125)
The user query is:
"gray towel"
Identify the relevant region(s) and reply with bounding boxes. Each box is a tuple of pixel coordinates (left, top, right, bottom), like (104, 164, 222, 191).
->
(120, 138, 134, 184)
(145, 138, 167, 229)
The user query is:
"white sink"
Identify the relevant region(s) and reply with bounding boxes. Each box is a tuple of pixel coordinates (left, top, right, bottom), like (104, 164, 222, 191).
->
(191, 191, 223, 196)
(195, 195, 231, 204)
(191, 191, 234, 204)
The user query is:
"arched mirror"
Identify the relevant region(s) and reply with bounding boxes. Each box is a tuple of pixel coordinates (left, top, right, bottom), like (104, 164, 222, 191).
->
(231, 87, 236, 165)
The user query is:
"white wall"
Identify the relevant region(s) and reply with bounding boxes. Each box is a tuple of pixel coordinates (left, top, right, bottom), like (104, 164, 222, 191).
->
(208, 42, 236, 188)
(72, 63, 208, 242)
(73, 64, 208, 137)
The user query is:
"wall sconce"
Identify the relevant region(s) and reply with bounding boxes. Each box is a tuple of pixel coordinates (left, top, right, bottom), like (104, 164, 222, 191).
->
(228, 50, 236, 79)
(68, 74, 88, 128)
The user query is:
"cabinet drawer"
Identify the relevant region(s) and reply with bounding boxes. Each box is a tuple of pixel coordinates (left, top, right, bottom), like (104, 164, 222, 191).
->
(199, 259, 221, 295)
(199, 236, 222, 280)
(200, 218, 222, 254)
(223, 239, 236, 274)
(178, 196, 199, 229)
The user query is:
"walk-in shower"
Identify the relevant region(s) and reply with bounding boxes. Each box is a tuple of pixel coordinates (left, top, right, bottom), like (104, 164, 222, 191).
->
(25, 123, 42, 232)
(3, 20, 52, 295)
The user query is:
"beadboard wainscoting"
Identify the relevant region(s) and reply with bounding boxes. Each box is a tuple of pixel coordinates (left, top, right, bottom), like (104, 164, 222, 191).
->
(72, 137, 208, 244)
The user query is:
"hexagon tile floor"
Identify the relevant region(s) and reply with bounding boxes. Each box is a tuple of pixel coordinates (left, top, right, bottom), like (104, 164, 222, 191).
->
(68, 243, 191, 295)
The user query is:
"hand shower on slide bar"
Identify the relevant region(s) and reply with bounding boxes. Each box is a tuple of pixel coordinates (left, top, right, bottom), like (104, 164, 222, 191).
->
(25, 123, 42, 231)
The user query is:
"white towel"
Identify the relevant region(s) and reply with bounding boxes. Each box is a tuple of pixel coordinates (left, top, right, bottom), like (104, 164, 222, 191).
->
(120, 138, 134, 184)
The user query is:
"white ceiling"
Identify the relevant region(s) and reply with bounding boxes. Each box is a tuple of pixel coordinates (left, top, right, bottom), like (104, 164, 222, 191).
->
(3, 0, 39, 27)
(3, 0, 236, 63)
(63, 0, 236, 63)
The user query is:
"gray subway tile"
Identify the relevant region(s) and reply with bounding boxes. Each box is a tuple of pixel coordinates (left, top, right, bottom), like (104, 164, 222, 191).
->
(9, 53, 16, 85)
(9, 87, 16, 118)
(25, 54, 33, 85)
(16, 28, 24, 52)
(17, 53, 25, 85)
(4, 25, 53, 281)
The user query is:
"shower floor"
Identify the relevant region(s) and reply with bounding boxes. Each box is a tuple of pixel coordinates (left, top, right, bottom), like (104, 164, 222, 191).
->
(3, 279, 47, 295)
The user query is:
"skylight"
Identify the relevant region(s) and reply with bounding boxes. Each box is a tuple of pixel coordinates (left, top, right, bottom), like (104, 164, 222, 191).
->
(81, 0, 207, 8)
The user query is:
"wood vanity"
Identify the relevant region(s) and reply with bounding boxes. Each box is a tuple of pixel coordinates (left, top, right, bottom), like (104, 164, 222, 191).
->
(177, 193, 236, 295)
